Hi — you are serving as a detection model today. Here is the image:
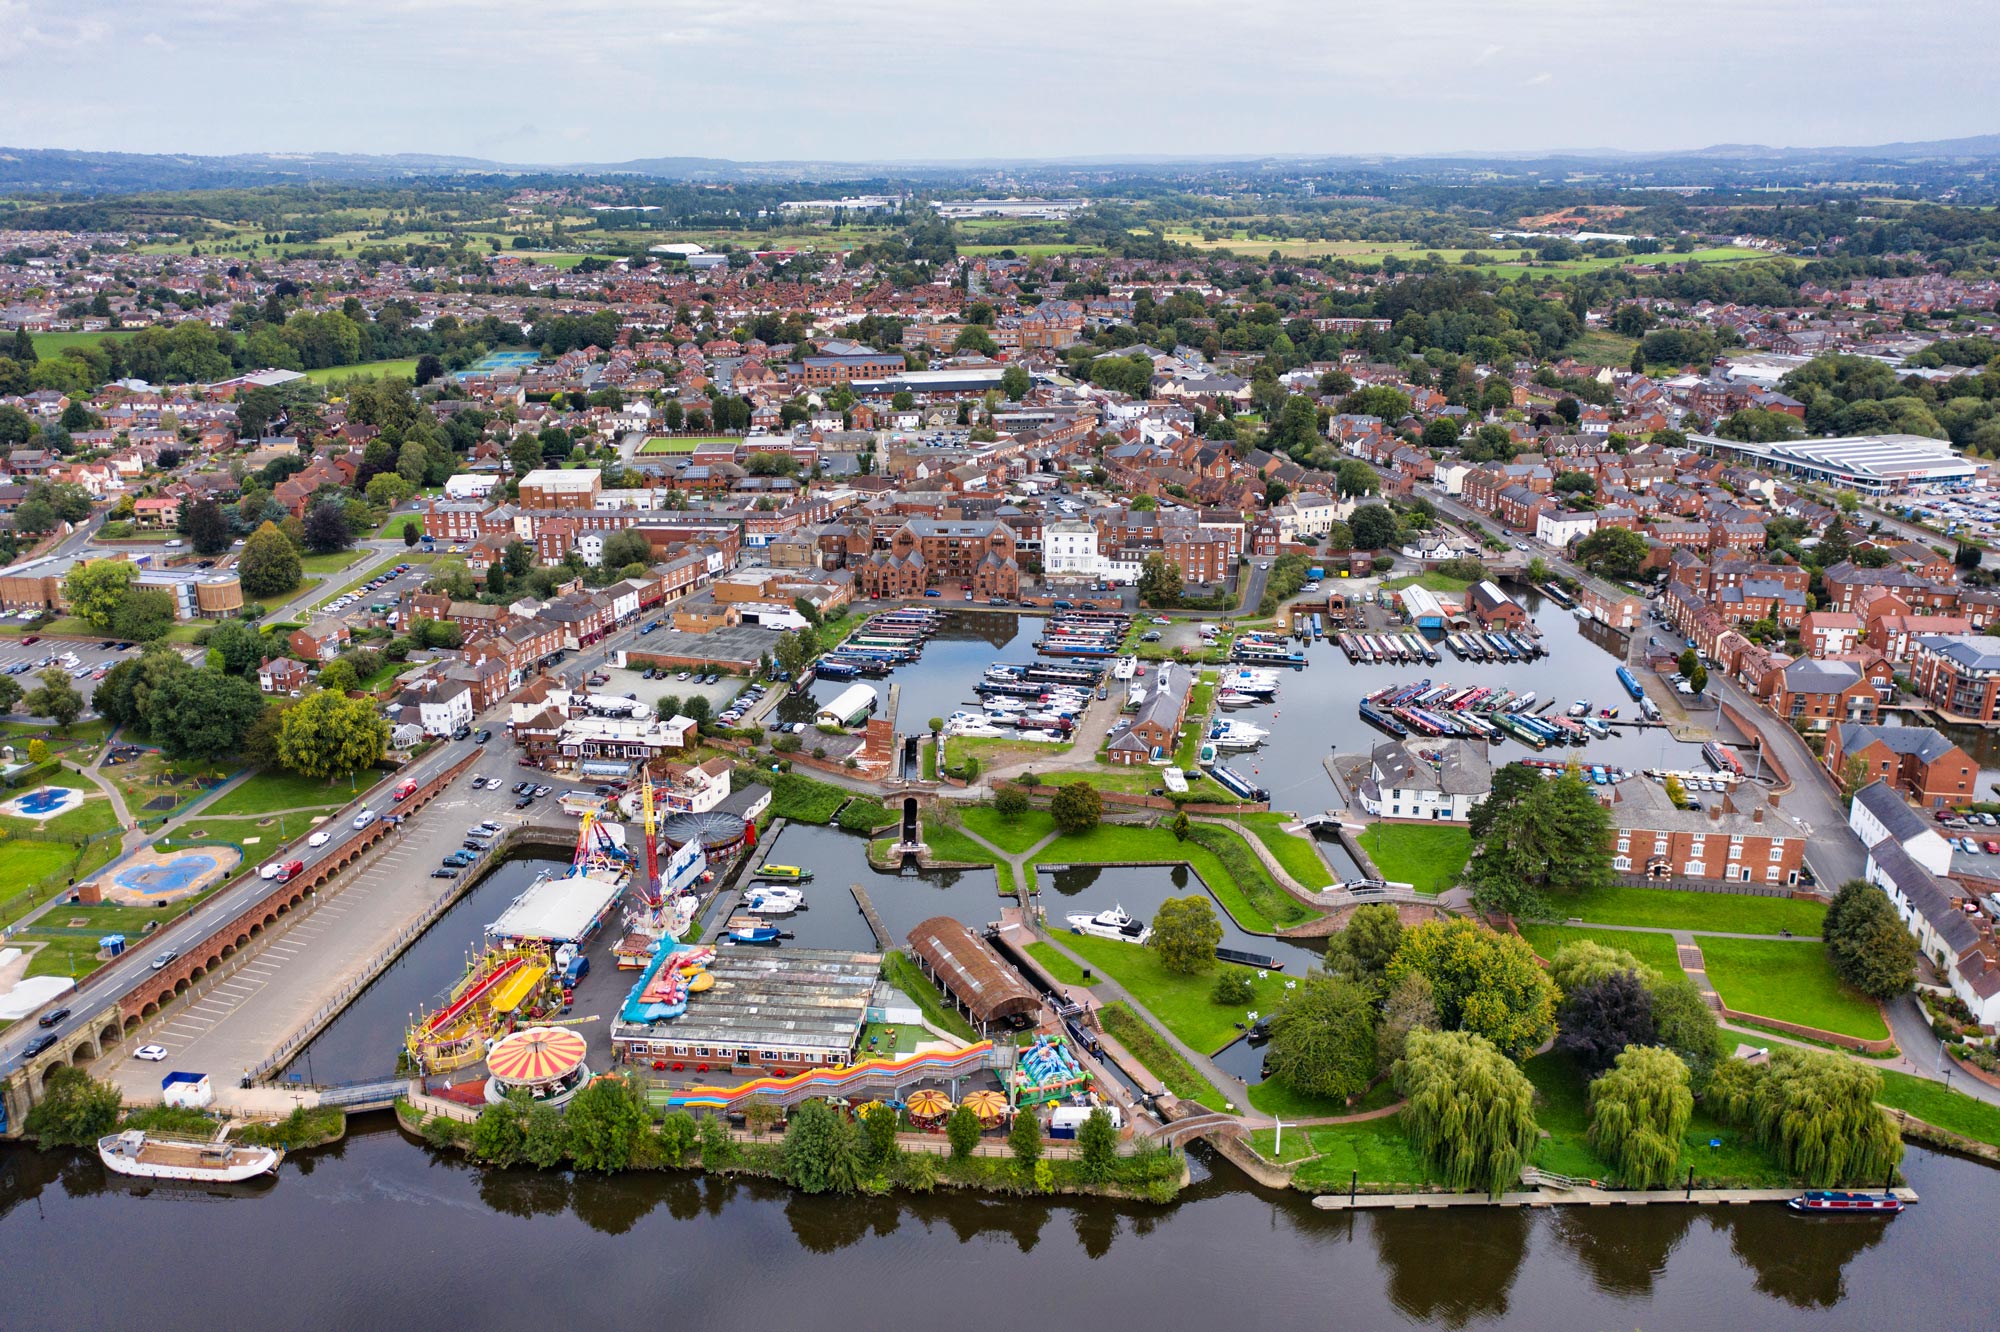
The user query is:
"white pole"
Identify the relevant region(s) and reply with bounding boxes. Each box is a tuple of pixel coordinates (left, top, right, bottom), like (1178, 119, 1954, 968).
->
(1274, 1115, 1288, 1157)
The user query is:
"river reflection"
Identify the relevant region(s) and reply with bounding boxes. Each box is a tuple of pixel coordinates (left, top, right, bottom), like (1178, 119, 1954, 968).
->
(0, 1123, 1990, 1330)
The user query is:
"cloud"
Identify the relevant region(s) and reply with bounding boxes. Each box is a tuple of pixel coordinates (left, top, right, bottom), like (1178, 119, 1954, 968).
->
(1524, 72, 1554, 86)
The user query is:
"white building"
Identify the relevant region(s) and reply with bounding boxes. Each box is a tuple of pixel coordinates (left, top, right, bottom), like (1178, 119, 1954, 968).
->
(1044, 520, 1101, 578)
(1856, 783, 2000, 1024)
(443, 473, 502, 500)
(1357, 739, 1492, 823)
(1536, 511, 1599, 548)
(416, 680, 475, 737)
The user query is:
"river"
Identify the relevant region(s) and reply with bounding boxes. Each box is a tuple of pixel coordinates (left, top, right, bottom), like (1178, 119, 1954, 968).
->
(1, 1126, 1989, 1330)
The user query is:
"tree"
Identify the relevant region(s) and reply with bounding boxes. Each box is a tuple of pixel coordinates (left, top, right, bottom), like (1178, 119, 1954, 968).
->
(859, 1101, 900, 1169)
(1148, 895, 1223, 974)
(471, 1094, 529, 1166)
(1822, 879, 1916, 1000)
(994, 787, 1030, 820)
(1008, 1103, 1042, 1168)
(773, 626, 818, 681)
(1709, 1048, 1902, 1187)
(1574, 527, 1649, 581)
(110, 588, 176, 642)
(1547, 940, 1657, 994)
(61, 558, 138, 630)
(22, 1066, 123, 1148)
(1264, 974, 1378, 1101)
(1000, 365, 1031, 401)
(1377, 970, 1440, 1068)
(1076, 1108, 1118, 1182)
(1169, 810, 1191, 841)
(1466, 763, 1541, 842)
(1335, 459, 1381, 499)
(204, 619, 266, 677)
(1648, 979, 1724, 1092)
(1049, 781, 1103, 836)
(1686, 662, 1708, 697)
(783, 1098, 864, 1194)
(303, 498, 353, 554)
(185, 497, 231, 555)
(521, 1100, 570, 1169)
(1395, 1029, 1539, 1197)
(0, 676, 23, 717)
(402, 521, 421, 549)
(1587, 1045, 1694, 1188)
(1212, 969, 1254, 1005)
(946, 1103, 982, 1160)
(600, 528, 653, 570)
(316, 658, 358, 695)
(238, 520, 302, 597)
(23, 668, 83, 731)
(1678, 647, 1699, 680)
(1329, 902, 1403, 982)
(565, 1072, 651, 1172)
(1555, 969, 1657, 1075)
(1467, 768, 1613, 919)
(275, 688, 389, 780)
(1137, 553, 1182, 608)
(1385, 919, 1557, 1061)
(144, 668, 265, 761)
(1348, 503, 1397, 551)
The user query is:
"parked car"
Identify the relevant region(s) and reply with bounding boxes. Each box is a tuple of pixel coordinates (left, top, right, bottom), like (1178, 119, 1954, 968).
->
(516, 794, 535, 809)
(135, 1044, 168, 1062)
(475, 729, 491, 745)
(532, 784, 552, 798)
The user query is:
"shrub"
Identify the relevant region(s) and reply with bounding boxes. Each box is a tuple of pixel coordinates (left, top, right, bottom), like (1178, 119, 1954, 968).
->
(1212, 970, 1255, 1005)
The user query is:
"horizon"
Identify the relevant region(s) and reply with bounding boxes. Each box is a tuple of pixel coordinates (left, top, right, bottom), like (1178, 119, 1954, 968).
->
(3, 0, 1997, 163)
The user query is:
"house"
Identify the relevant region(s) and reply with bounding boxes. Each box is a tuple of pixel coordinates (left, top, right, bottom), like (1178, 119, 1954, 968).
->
(1357, 738, 1491, 822)
(406, 679, 474, 737)
(1761, 657, 1887, 729)
(1105, 661, 1190, 765)
(1606, 779, 1808, 885)
(132, 495, 181, 528)
(257, 657, 310, 695)
(288, 621, 352, 663)
(1824, 723, 1977, 809)
(1848, 780, 1953, 876)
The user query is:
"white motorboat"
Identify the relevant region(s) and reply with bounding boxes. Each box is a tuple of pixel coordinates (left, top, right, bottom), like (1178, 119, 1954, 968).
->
(1065, 904, 1151, 944)
(1162, 766, 1189, 794)
(1215, 688, 1259, 709)
(1208, 719, 1269, 749)
(742, 885, 806, 915)
(98, 1130, 282, 1183)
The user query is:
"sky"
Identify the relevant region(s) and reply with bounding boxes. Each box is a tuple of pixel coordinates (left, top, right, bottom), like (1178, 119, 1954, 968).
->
(2, 0, 1996, 164)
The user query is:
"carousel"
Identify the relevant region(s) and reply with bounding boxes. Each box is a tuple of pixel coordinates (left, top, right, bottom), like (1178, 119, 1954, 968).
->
(484, 1025, 592, 1107)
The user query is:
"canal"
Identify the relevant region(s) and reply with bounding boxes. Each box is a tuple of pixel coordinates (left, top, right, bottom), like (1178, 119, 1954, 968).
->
(2, 1126, 1991, 1331)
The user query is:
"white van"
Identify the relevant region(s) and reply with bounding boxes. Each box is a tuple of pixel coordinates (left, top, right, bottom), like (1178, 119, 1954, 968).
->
(1047, 1104, 1123, 1138)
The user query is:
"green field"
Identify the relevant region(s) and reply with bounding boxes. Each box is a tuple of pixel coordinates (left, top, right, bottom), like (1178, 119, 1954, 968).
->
(1097, 1001, 1230, 1111)
(297, 549, 369, 575)
(305, 357, 421, 384)
(1515, 923, 1685, 978)
(1699, 937, 1890, 1041)
(1356, 822, 1470, 895)
(917, 818, 1015, 895)
(1031, 818, 1313, 932)
(30, 329, 137, 357)
(0, 839, 86, 920)
(1247, 1074, 1400, 1121)
(639, 435, 736, 455)
(1380, 572, 1477, 594)
(1235, 812, 1334, 889)
(196, 769, 354, 819)
(1562, 885, 1827, 936)
(1874, 1069, 2000, 1148)
(959, 805, 1055, 855)
(1023, 941, 1097, 987)
(1053, 933, 1288, 1054)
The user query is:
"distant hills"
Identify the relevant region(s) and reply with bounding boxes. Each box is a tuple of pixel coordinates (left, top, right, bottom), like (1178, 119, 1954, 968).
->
(1, 133, 1997, 194)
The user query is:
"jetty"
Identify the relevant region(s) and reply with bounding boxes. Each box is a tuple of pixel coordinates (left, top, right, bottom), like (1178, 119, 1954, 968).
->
(849, 881, 892, 948)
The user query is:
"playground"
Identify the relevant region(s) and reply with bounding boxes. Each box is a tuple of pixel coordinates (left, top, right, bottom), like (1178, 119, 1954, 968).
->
(99, 845, 240, 907)
(638, 435, 735, 455)
(0, 784, 88, 821)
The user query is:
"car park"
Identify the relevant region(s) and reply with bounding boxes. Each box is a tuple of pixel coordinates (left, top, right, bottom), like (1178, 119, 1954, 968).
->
(136, 1044, 168, 1061)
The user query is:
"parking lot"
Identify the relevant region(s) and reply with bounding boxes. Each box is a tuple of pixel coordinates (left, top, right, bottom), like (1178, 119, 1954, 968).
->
(0, 638, 203, 712)
(314, 557, 422, 619)
(590, 661, 751, 719)
(1937, 809, 2000, 877)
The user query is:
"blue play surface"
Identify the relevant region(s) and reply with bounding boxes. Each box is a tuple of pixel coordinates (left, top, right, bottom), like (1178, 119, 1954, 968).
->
(113, 853, 220, 899)
(12, 787, 77, 816)
(466, 350, 539, 372)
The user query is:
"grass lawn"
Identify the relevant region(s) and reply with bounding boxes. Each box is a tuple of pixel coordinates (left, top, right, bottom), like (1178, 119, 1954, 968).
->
(102, 750, 235, 822)
(0, 839, 89, 924)
(1699, 937, 1889, 1041)
(1357, 822, 1469, 895)
(1515, 923, 1685, 978)
(919, 819, 1016, 895)
(1247, 1075, 1400, 1121)
(638, 435, 736, 455)
(1053, 933, 1289, 1054)
(377, 513, 423, 541)
(762, 771, 848, 824)
(1874, 1069, 2000, 1148)
(960, 805, 1055, 855)
(880, 949, 978, 1042)
(20, 933, 105, 981)
(1097, 1001, 1230, 1111)
(1235, 811, 1334, 889)
(305, 357, 421, 384)
(1523, 1050, 1789, 1187)
(1023, 941, 1097, 986)
(1381, 572, 1476, 594)
(1033, 819, 1313, 932)
(1256, 1113, 1435, 1181)
(197, 769, 352, 819)
(1068, 762, 1248, 806)
(1562, 884, 1827, 936)
(31, 329, 137, 357)
(297, 549, 367, 575)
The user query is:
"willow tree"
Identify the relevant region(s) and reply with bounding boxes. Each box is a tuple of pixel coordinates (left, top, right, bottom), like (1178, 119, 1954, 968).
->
(1394, 1028, 1538, 1197)
(1708, 1049, 1903, 1188)
(1586, 1046, 1693, 1188)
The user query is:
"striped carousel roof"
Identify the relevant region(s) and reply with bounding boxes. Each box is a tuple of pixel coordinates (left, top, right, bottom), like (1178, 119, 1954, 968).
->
(487, 1025, 588, 1084)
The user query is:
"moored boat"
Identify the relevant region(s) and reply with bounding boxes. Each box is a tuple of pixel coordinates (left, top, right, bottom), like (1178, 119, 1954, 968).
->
(752, 863, 812, 882)
(1787, 1190, 1905, 1215)
(98, 1130, 282, 1183)
(1065, 904, 1151, 944)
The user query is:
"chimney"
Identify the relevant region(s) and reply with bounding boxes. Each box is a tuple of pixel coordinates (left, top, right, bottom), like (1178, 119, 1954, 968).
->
(1753, 805, 1764, 824)
(1767, 792, 1780, 809)
(1709, 804, 1722, 824)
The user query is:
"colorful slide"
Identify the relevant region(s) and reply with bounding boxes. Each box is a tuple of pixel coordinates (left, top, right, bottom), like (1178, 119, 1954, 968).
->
(423, 955, 530, 1037)
(659, 1042, 1002, 1112)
